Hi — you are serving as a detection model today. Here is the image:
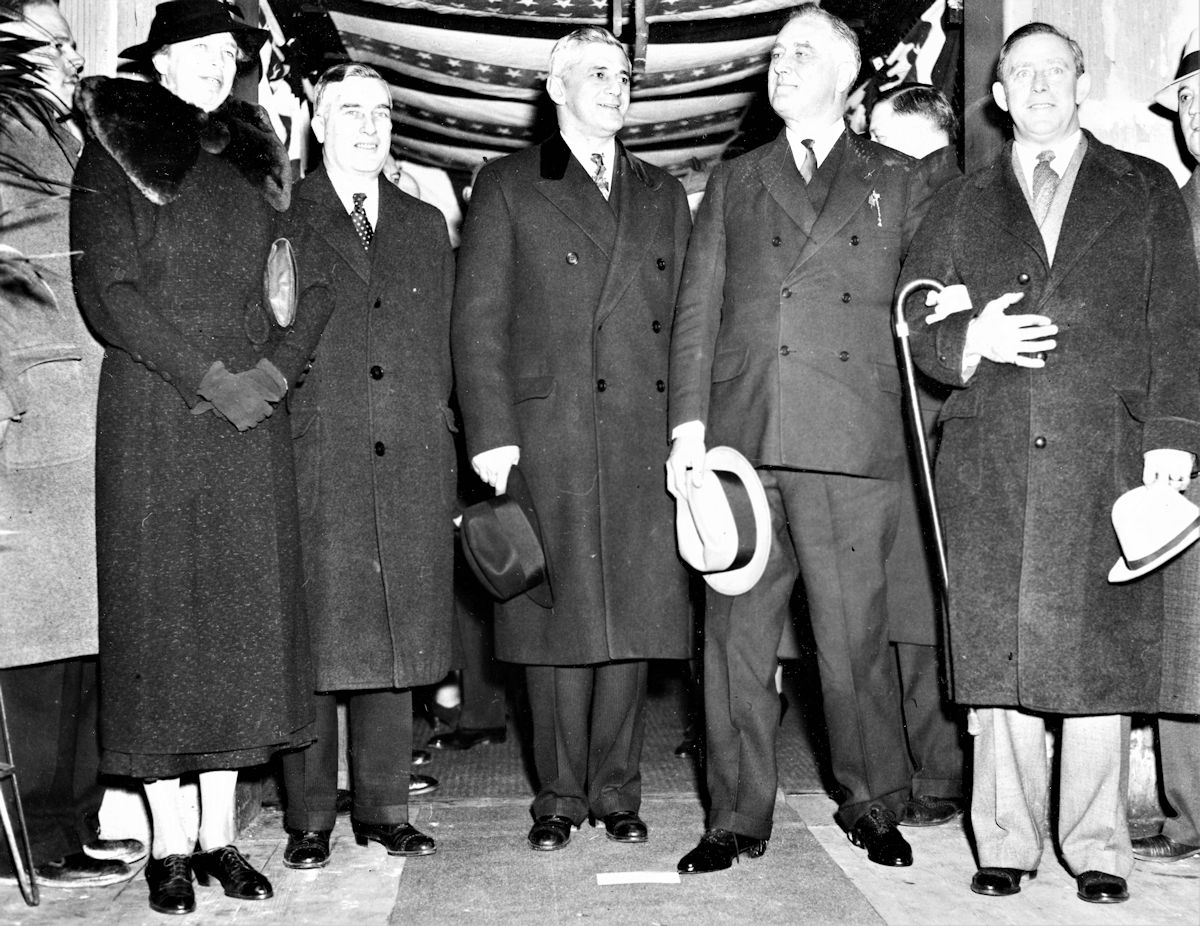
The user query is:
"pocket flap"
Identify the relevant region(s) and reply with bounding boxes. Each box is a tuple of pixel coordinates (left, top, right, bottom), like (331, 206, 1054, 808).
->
(513, 375, 555, 402)
(711, 346, 748, 384)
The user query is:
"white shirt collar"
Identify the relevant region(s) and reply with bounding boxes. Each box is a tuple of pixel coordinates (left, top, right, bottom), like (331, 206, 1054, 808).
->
(1012, 129, 1082, 192)
(785, 118, 845, 172)
(326, 169, 380, 228)
(560, 130, 617, 182)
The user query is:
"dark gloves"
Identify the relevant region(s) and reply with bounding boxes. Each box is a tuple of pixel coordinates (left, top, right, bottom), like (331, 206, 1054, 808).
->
(194, 359, 287, 431)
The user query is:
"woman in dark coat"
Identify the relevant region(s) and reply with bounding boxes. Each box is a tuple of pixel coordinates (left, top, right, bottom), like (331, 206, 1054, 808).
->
(69, 1, 330, 915)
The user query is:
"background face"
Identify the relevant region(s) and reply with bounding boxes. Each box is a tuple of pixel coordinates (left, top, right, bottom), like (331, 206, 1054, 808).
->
(869, 101, 944, 159)
(767, 16, 848, 127)
(1180, 74, 1200, 162)
(550, 42, 630, 142)
(992, 32, 1087, 147)
(3, 2, 84, 111)
(154, 32, 237, 112)
(315, 76, 392, 179)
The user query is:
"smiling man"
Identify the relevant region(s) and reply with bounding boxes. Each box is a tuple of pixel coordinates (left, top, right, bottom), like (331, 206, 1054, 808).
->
(667, 4, 933, 874)
(274, 63, 457, 869)
(452, 27, 692, 852)
(899, 22, 1200, 904)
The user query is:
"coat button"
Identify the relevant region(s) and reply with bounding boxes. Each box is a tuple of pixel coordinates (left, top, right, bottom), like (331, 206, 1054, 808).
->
(656, 379, 665, 392)
(374, 298, 382, 308)
(841, 292, 851, 303)
(1017, 272, 1030, 284)
(656, 257, 666, 270)
(374, 441, 386, 456)
(838, 350, 850, 362)
(850, 235, 859, 246)
(782, 288, 792, 298)
(651, 320, 662, 333)
(597, 379, 607, 392)
(370, 365, 383, 379)
(566, 252, 579, 265)
(1033, 436, 1047, 448)
(771, 235, 782, 247)
(779, 345, 790, 356)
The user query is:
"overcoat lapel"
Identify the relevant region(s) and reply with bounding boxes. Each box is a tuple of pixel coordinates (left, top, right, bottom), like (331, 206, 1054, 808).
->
(367, 180, 412, 294)
(595, 149, 662, 327)
(791, 133, 876, 276)
(969, 145, 1050, 270)
(300, 168, 371, 285)
(757, 133, 817, 239)
(534, 134, 618, 256)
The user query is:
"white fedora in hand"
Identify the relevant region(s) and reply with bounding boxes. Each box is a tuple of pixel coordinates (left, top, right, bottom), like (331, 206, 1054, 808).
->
(1109, 484, 1200, 583)
(675, 446, 771, 596)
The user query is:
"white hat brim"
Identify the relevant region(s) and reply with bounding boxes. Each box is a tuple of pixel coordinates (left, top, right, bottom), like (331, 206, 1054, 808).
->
(1108, 524, 1200, 583)
(701, 446, 771, 597)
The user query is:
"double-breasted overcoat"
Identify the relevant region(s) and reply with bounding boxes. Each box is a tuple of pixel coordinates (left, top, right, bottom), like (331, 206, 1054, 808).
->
(71, 77, 328, 776)
(279, 168, 457, 692)
(452, 136, 691, 666)
(901, 134, 1200, 714)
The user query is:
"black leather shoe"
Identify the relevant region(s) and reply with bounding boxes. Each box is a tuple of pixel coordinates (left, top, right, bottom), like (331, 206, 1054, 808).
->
(848, 807, 912, 867)
(427, 726, 507, 750)
(1131, 833, 1200, 862)
(82, 838, 148, 865)
(528, 815, 574, 851)
(1076, 870, 1129, 904)
(412, 748, 432, 766)
(601, 811, 648, 843)
(971, 867, 1032, 897)
(145, 854, 195, 915)
(409, 773, 440, 796)
(192, 845, 273, 900)
(899, 795, 963, 827)
(351, 820, 437, 857)
(282, 830, 331, 869)
(33, 852, 133, 888)
(677, 829, 768, 873)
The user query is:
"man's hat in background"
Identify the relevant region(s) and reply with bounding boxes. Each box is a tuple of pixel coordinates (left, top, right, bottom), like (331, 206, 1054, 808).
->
(119, 0, 269, 61)
(1109, 484, 1200, 583)
(1155, 29, 1199, 111)
(459, 466, 552, 608)
(675, 446, 770, 597)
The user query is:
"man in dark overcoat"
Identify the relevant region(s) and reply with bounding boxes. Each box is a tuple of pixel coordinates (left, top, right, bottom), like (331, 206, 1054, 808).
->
(899, 22, 1200, 904)
(667, 6, 933, 873)
(277, 63, 456, 867)
(1138, 28, 1200, 865)
(452, 27, 691, 851)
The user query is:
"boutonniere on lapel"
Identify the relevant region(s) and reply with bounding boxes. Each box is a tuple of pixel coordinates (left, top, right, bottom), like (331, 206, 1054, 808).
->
(868, 190, 882, 227)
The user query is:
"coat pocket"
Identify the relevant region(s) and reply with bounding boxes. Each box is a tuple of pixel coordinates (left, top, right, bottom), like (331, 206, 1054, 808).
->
(513, 375, 555, 404)
(711, 346, 748, 384)
(291, 407, 321, 519)
(932, 390, 981, 505)
(2, 345, 90, 471)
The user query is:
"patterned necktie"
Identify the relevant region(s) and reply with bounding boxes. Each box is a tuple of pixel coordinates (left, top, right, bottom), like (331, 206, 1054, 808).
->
(1031, 150, 1058, 225)
(590, 152, 610, 199)
(351, 191, 373, 251)
(799, 138, 816, 184)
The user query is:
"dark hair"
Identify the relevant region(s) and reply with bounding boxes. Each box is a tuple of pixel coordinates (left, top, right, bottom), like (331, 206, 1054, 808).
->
(875, 83, 958, 141)
(313, 62, 388, 121)
(995, 21, 1085, 82)
(783, 3, 861, 82)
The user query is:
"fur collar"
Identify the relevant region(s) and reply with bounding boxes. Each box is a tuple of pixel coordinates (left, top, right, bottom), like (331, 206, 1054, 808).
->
(75, 76, 290, 210)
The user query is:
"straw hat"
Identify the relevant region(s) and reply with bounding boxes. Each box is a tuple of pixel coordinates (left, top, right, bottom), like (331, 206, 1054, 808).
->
(1108, 483, 1200, 583)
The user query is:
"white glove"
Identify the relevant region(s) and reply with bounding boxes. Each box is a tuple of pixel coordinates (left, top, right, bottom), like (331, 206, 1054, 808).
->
(472, 445, 520, 495)
(923, 284, 972, 324)
(1142, 448, 1195, 492)
(963, 292, 1057, 368)
(665, 420, 707, 499)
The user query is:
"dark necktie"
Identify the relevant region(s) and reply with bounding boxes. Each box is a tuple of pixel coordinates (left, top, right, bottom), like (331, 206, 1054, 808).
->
(799, 138, 816, 184)
(590, 152, 610, 199)
(1031, 150, 1058, 225)
(351, 191, 373, 251)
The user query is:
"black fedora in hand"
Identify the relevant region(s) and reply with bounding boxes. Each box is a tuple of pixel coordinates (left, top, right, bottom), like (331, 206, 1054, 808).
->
(119, 1, 269, 60)
(459, 466, 553, 608)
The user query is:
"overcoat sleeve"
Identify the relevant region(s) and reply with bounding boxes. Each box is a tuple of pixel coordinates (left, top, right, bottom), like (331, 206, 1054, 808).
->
(667, 162, 729, 432)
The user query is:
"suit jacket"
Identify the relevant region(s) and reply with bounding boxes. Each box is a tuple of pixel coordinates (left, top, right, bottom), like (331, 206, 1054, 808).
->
(669, 129, 932, 479)
(901, 133, 1200, 713)
(280, 168, 456, 691)
(452, 135, 691, 665)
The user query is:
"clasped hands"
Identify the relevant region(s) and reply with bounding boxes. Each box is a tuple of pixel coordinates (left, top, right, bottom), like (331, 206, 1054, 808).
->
(194, 359, 287, 431)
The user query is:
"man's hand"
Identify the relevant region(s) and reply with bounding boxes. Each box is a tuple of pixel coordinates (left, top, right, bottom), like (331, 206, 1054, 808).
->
(472, 445, 520, 495)
(1143, 448, 1195, 492)
(923, 284, 972, 324)
(964, 292, 1057, 367)
(666, 421, 707, 499)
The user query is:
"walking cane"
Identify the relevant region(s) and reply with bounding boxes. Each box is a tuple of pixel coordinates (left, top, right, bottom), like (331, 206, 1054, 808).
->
(892, 278, 950, 606)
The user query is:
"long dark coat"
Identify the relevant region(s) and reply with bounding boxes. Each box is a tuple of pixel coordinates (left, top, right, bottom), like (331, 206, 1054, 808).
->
(452, 136, 691, 666)
(71, 78, 328, 776)
(901, 134, 1200, 714)
(1, 113, 104, 668)
(278, 168, 456, 692)
(1160, 170, 1200, 715)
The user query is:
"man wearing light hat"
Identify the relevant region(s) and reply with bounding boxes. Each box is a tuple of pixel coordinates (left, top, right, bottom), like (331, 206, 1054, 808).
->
(1138, 27, 1200, 865)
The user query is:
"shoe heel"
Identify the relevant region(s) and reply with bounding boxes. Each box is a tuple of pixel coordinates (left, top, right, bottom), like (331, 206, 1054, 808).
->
(748, 841, 768, 859)
(193, 868, 211, 887)
(354, 833, 369, 848)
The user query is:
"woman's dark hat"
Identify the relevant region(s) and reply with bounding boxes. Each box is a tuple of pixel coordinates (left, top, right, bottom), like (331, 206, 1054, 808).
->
(459, 466, 553, 608)
(118, 1, 269, 61)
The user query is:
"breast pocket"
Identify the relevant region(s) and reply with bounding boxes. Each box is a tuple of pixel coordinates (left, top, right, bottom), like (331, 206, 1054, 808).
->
(2, 345, 90, 471)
